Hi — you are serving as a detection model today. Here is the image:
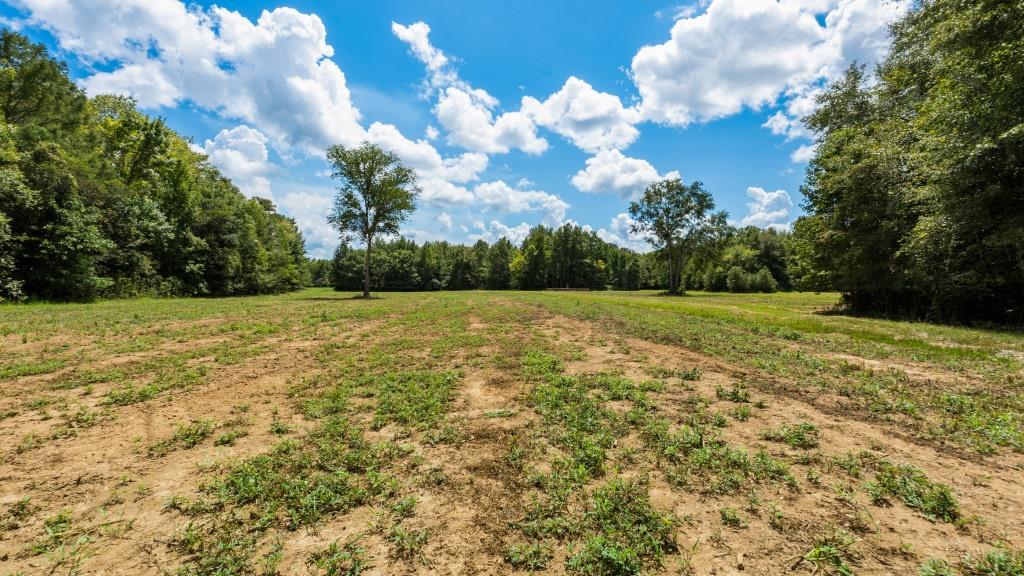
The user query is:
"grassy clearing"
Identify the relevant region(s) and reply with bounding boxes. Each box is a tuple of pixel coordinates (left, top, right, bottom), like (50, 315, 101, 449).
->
(1, 288, 1022, 574)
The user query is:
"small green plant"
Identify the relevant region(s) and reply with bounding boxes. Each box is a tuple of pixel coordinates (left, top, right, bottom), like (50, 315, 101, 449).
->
(391, 496, 418, 519)
(269, 417, 292, 435)
(762, 422, 820, 449)
(484, 408, 516, 418)
(424, 421, 463, 445)
(307, 539, 368, 575)
(31, 509, 74, 555)
(16, 433, 43, 453)
(214, 429, 248, 446)
(505, 542, 552, 570)
(719, 507, 746, 528)
(388, 525, 429, 561)
(768, 503, 786, 532)
(866, 462, 959, 523)
(148, 420, 215, 457)
(565, 478, 678, 575)
(960, 543, 1024, 575)
(730, 405, 751, 421)
(2, 497, 38, 531)
(677, 367, 702, 381)
(919, 559, 954, 576)
(794, 528, 857, 576)
(716, 385, 750, 403)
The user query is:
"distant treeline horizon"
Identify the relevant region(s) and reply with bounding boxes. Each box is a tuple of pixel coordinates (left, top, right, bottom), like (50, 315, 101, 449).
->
(307, 223, 794, 294)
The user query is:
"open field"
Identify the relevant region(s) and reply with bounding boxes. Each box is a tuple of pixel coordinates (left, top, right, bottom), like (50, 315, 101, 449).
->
(1, 289, 1023, 575)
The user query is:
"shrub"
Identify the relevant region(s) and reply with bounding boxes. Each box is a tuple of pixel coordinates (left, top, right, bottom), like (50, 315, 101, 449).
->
(726, 267, 751, 293)
(751, 268, 778, 293)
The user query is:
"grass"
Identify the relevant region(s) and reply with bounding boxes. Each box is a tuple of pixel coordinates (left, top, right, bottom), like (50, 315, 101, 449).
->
(511, 290, 1024, 455)
(921, 544, 1024, 575)
(762, 421, 821, 449)
(148, 420, 215, 457)
(2, 288, 1023, 574)
(307, 539, 369, 575)
(866, 461, 961, 523)
(566, 478, 678, 575)
(370, 370, 460, 432)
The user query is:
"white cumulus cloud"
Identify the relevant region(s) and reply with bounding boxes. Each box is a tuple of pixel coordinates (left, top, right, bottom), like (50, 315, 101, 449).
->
(435, 87, 548, 155)
(391, 21, 448, 73)
(438, 211, 453, 231)
(631, 0, 910, 127)
(366, 122, 488, 183)
(521, 77, 641, 152)
(275, 189, 335, 258)
(571, 149, 679, 197)
(595, 212, 652, 252)
(739, 186, 794, 229)
(790, 143, 818, 163)
(201, 125, 275, 198)
(392, 20, 547, 156)
(17, 1, 366, 155)
(471, 220, 532, 244)
(472, 181, 568, 227)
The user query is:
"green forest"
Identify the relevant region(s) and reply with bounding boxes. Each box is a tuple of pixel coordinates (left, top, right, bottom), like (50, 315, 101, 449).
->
(2, 0, 1022, 324)
(0, 30, 306, 302)
(312, 223, 791, 294)
(792, 0, 1023, 322)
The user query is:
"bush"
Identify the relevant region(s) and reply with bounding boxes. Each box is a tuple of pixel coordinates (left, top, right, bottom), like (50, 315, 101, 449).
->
(0, 213, 23, 301)
(751, 268, 778, 293)
(726, 267, 750, 293)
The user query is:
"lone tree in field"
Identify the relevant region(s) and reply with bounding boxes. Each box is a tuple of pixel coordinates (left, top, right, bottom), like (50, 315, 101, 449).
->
(327, 142, 418, 298)
(630, 178, 726, 295)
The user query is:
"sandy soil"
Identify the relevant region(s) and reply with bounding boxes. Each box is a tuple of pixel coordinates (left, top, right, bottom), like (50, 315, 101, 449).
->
(0, 299, 1020, 575)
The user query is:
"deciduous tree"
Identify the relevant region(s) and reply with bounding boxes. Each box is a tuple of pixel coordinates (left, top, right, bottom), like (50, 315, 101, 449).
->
(326, 142, 418, 298)
(629, 178, 727, 295)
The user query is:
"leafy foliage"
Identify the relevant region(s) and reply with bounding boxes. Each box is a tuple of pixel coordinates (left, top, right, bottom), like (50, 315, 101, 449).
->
(0, 30, 306, 301)
(629, 178, 728, 294)
(794, 1, 1024, 322)
(327, 142, 418, 298)
(327, 222, 656, 292)
(866, 461, 960, 523)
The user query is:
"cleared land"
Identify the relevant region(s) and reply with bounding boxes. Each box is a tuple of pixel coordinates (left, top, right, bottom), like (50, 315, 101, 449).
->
(1, 289, 1022, 575)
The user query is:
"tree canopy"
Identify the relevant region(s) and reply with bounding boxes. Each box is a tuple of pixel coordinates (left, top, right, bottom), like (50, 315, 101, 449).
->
(327, 142, 418, 298)
(629, 178, 728, 295)
(793, 0, 1024, 322)
(0, 29, 307, 301)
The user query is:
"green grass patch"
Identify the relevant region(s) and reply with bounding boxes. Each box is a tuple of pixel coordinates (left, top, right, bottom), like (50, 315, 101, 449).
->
(867, 461, 960, 523)
(762, 422, 820, 449)
(149, 420, 215, 457)
(566, 478, 678, 575)
(370, 370, 461, 431)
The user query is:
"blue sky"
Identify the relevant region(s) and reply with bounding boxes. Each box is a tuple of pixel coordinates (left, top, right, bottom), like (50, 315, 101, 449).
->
(1, 0, 909, 257)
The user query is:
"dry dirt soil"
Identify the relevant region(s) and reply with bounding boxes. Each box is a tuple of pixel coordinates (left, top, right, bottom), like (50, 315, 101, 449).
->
(0, 290, 1021, 575)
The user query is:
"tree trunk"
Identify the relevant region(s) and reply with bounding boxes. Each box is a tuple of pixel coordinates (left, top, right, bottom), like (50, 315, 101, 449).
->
(666, 240, 676, 295)
(363, 235, 372, 298)
(678, 252, 687, 295)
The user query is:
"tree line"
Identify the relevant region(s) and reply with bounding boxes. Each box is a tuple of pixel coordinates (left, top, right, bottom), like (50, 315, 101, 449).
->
(0, 30, 306, 302)
(307, 220, 794, 294)
(791, 0, 1023, 323)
